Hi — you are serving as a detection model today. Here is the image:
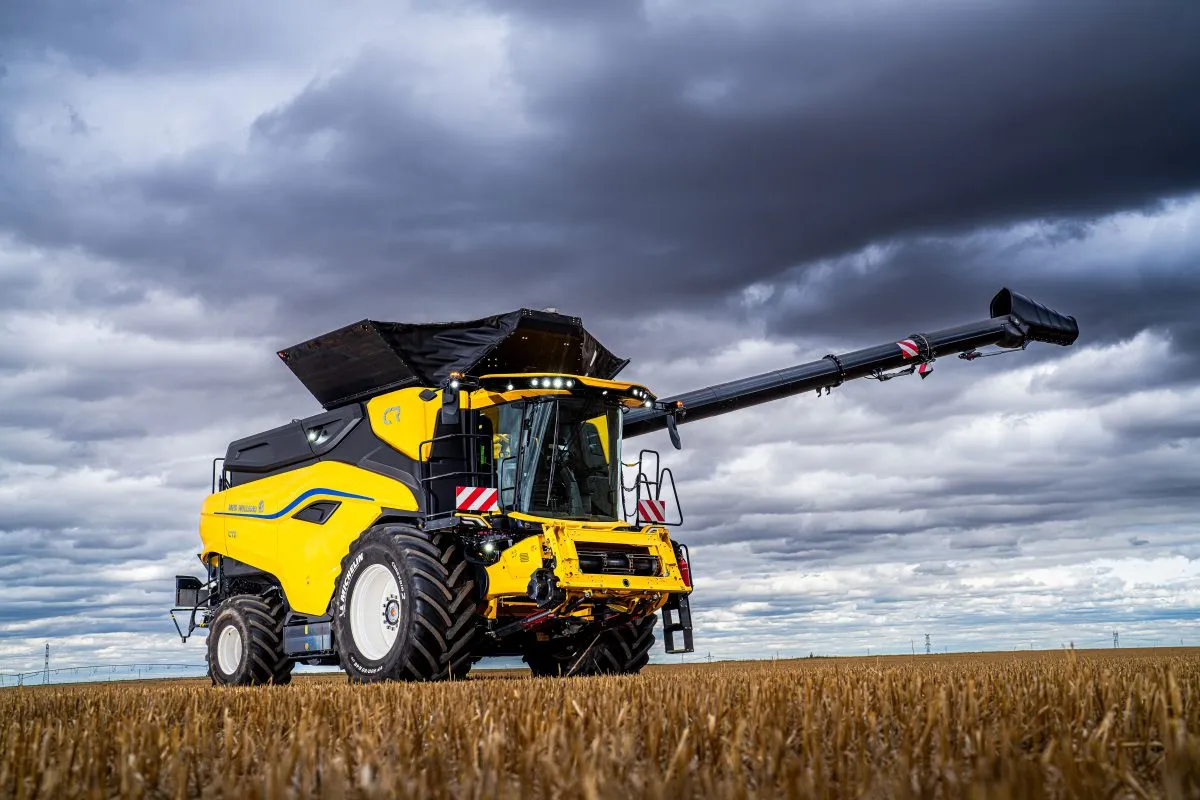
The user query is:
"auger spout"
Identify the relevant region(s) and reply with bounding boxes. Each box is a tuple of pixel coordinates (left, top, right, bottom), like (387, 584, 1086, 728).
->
(623, 288, 1078, 438)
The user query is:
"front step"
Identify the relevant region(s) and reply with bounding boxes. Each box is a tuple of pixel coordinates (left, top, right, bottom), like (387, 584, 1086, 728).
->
(662, 593, 694, 654)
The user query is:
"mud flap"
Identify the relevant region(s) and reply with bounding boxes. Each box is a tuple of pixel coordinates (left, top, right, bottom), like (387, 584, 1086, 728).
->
(662, 593, 694, 654)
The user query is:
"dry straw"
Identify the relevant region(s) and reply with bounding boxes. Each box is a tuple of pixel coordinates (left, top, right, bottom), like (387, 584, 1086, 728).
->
(2, 649, 1198, 799)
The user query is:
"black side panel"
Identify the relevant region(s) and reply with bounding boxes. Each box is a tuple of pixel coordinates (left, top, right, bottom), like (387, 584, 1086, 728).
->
(226, 456, 318, 488)
(224, 406, 363, 487)
(220, 391, 427, 503)
(225, 421, 314, 476)
(224, 403, 423, 500)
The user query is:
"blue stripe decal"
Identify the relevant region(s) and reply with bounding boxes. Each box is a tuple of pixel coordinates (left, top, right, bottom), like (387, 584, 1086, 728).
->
(215, 488, 375, 519)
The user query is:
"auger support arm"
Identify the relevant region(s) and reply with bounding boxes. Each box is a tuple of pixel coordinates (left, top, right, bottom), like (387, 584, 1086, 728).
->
(623, 288, 1078, 437)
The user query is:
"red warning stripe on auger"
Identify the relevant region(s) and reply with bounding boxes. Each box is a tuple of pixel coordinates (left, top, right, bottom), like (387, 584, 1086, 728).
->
(897, 339, 920, 359)
(637, 498, 667, 524)
(456, 486, 499, 513)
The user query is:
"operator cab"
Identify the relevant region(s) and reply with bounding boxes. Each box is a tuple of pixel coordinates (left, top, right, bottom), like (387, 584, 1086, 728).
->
(485, 393, 620, 521)
(424, 373, 671, 525)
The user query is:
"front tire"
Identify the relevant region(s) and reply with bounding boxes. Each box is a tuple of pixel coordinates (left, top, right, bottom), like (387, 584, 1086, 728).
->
(525, 614, 657, 677)
(332, 524, 478, 683)
(206, 593, 293, 686)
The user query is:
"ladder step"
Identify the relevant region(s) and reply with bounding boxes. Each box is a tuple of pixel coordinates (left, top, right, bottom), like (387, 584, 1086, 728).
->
(661, 593, 694, 654)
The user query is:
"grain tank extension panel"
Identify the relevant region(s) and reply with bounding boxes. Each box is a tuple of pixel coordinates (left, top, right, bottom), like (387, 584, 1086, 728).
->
(278, 308, 629, 409)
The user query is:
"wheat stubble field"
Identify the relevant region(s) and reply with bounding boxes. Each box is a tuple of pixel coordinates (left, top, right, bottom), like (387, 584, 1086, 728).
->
(2, 649, 1199, 799)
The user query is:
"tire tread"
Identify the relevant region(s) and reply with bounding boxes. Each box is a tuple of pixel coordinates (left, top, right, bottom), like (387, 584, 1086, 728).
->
(525, 614, 658, 677)
(335, 525, 478, 682)
(207, 593, 293, 686)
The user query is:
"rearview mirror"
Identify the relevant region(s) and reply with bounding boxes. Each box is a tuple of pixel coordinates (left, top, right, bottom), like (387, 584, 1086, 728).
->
(666, 413, 682, 450)
(440, 387, 461, 424)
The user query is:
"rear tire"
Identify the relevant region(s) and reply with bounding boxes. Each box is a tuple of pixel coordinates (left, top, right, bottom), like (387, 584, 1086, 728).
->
(332, 524, 478, 683)
(525, 614, 657, 677)
(206, 593, 293, 686)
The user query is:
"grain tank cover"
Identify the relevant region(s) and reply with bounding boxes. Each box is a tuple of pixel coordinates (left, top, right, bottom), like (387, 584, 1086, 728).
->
(278, 308, 629, 409)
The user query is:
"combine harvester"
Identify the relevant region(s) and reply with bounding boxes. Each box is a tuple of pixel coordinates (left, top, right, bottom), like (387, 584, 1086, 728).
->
(172, 288, 1078, 684)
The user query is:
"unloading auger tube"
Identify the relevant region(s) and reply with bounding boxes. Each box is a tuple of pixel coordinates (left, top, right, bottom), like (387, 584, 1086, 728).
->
(624, 288, 1079, 439)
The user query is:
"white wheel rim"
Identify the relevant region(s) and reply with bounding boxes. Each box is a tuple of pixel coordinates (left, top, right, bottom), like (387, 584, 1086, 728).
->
(350, 563, 401, 662)
(216, 625, 243, 675)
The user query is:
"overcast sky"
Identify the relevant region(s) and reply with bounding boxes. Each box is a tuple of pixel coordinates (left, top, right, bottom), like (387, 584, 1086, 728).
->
(2, 0, 1200, 675)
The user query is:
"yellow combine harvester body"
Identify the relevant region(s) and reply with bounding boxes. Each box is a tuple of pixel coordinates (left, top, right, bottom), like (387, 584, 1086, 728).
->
(198, 379, 689, 622)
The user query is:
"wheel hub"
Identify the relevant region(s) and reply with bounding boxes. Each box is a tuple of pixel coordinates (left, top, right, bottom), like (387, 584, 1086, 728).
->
(383, 597, 400, 628)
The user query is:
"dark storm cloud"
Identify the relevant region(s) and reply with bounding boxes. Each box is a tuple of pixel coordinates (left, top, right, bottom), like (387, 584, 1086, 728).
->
(502, 0, 1200, 290)
(2, 0, 1199, 340)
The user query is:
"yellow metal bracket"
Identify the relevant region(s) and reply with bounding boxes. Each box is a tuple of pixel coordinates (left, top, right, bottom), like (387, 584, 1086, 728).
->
(482, 521, 689, 612)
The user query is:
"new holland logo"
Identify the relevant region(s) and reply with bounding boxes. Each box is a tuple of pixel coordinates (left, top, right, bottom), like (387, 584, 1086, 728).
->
(382, 406, 402, 425)
(226, 500, 266, 513)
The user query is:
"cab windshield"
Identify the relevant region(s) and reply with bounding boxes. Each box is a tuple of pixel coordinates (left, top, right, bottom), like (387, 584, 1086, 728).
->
(484, 397, 622, 521)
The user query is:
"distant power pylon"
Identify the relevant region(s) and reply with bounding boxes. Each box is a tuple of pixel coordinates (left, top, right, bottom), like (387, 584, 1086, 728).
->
(925, 634, 931, 655)
(1113, 631, 1119, 649)
(43, 644, 50, 685)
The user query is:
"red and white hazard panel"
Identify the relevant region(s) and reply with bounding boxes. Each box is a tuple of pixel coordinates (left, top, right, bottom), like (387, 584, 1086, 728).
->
(897, 339, 920, 359)
(917, 362, 933, 377)
(456, 486, 500, 513)
(636, 498, 668, 523)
